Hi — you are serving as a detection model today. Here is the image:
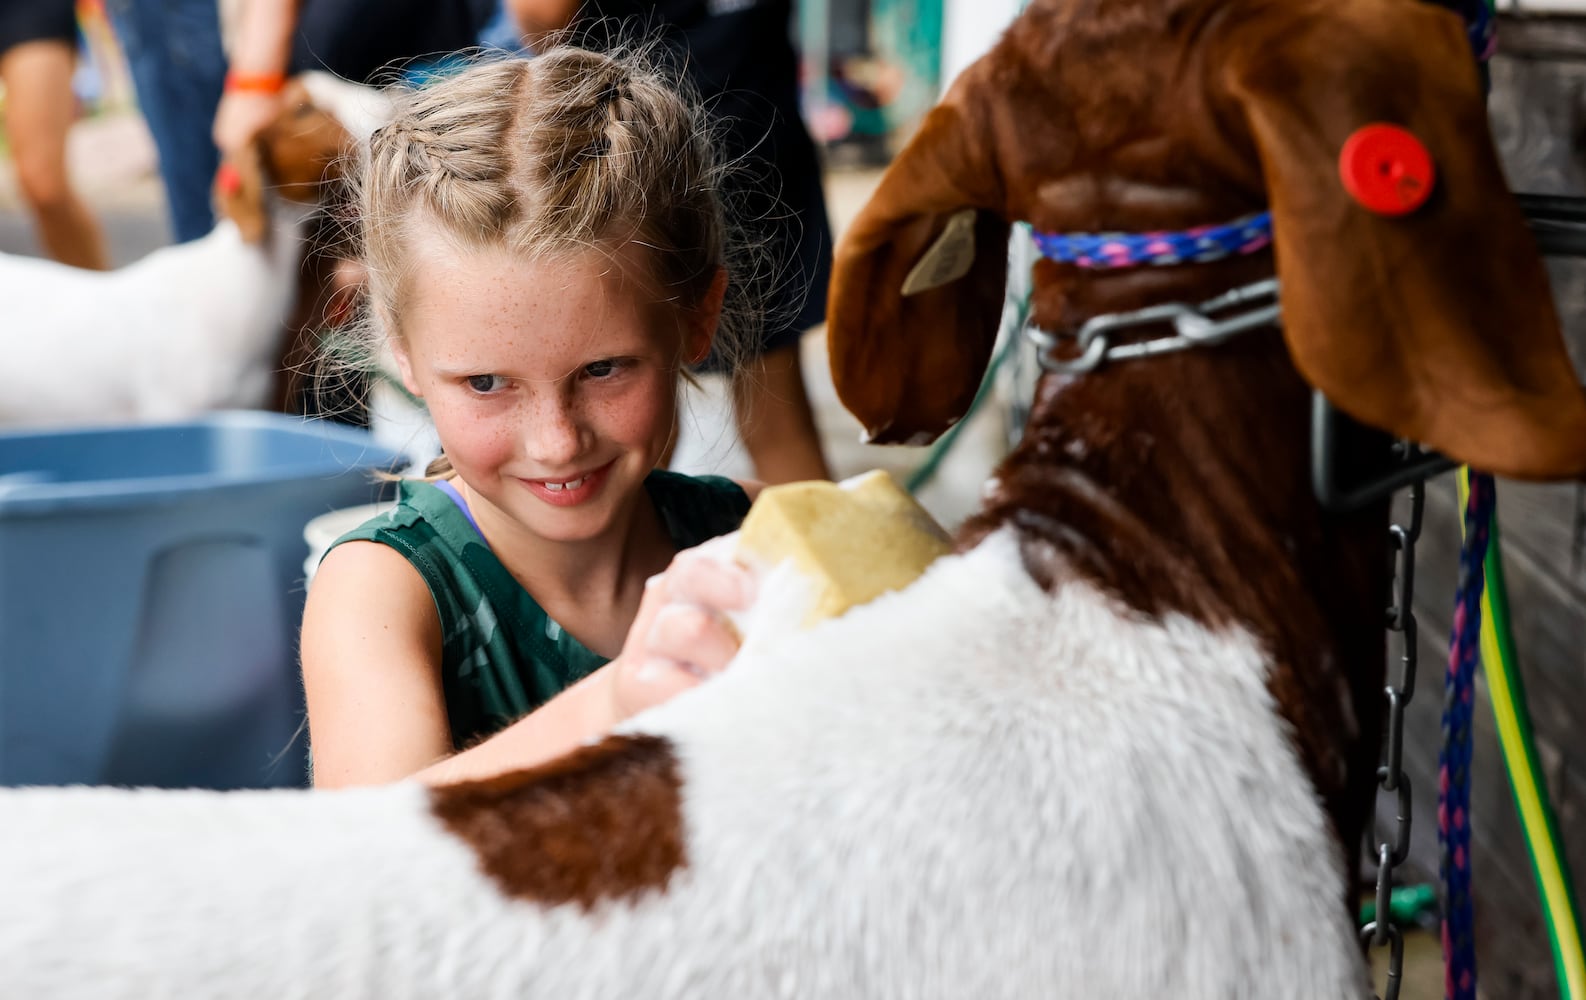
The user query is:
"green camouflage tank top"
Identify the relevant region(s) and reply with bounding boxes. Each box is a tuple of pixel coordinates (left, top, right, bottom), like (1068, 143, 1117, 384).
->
(327, 470, 751, 749)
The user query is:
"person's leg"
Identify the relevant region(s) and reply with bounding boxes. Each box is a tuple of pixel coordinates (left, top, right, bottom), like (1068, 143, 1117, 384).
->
(104, 0, 225, 242)
(731, 341, 831, 484)
(0, 39, 109, 269)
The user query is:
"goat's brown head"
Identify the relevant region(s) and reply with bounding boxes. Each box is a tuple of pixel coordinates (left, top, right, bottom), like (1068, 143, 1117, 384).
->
(830, 0, 1586, 480)
(214, 78, 356, 244)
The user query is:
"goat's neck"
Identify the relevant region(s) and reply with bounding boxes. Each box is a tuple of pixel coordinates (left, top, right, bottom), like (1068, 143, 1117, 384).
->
(975, 340, 1352, 612)
(960, 331, 1388, 853)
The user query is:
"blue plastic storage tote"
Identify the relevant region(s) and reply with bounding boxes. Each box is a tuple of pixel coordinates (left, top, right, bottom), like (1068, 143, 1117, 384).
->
(0, 412, 406, 789)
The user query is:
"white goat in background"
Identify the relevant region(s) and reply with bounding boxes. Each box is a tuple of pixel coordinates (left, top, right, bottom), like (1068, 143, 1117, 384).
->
(0, 73, 389, 427)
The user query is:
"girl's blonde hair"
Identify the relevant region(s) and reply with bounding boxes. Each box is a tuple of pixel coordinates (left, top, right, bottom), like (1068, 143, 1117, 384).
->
(352, 46, 752, 375)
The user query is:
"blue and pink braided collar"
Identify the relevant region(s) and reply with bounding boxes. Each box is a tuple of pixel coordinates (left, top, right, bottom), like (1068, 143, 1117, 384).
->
(1029, 210, 1273, 270)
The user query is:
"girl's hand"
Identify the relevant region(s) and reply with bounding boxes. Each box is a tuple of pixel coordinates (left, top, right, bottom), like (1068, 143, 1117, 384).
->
(605, 551, 757, 725)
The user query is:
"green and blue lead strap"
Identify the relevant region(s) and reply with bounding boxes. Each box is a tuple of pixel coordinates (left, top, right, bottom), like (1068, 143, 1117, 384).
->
(1456, 469, 1586, 1000)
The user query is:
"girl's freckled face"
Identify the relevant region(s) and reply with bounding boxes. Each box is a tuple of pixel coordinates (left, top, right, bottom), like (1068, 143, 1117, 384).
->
(394, 245, 681, 544)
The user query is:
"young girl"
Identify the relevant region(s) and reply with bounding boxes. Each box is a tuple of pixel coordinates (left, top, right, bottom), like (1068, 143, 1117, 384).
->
(301, 48, 761, 788)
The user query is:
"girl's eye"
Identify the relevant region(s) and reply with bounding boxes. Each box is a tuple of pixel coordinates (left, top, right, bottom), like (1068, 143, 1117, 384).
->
(466, 374, 506, 394)
(583, 359, 625, 379)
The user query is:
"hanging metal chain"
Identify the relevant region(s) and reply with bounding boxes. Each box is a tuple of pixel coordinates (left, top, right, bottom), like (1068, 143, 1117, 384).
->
(1362, 479, 1425, 1000)
(1025, 277, 1281, 375)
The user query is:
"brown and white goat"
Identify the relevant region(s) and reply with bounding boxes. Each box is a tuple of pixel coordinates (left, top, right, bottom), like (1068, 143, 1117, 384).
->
(3, 0, 1585, 996)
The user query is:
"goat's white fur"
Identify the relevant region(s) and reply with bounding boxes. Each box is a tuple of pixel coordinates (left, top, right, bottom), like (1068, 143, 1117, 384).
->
(0, 529, 1365, 998)
(293, 72, 396, 146)
(0, 210, 312, 426)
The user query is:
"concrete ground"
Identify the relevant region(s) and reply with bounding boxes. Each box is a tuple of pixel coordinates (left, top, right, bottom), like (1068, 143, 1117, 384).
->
(0, 107, 1447, 998)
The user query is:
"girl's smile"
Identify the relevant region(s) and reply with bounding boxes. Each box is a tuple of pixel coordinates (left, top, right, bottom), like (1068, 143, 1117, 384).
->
(517, 458, 615, 507)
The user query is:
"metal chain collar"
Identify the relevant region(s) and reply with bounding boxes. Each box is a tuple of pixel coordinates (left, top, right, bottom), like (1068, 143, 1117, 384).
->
(1363, 479, 1424, 1000)
(1024, 277, 1281, 375)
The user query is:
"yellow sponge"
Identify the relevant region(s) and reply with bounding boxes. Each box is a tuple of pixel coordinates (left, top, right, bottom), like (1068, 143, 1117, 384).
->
(737, 470, 953, 626)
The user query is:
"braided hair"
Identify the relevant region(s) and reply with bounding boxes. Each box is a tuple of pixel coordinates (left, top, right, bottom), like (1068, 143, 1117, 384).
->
(354, 48, 749, 374)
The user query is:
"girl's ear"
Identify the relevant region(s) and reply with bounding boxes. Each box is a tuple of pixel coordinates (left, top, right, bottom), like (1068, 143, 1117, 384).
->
(373, 306, 423, 396)
(392, 349, 422, 397)
(386, 338, 421, 399)
(685, 267, 727, 365)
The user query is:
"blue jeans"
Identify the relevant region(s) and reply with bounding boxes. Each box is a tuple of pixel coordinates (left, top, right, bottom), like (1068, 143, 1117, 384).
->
(104, 0, 226, 243)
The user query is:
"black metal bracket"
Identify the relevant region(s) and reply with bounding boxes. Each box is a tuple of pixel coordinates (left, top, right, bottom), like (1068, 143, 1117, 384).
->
(1517, 193, 1586, 257)
(1311, 191, 1586, 512)
(1311, 394, 1454, 513)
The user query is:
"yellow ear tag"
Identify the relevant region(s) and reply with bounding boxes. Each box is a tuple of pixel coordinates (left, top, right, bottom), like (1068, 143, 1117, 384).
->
(738, 470, 953, 627)
(900, 208, 978, 296)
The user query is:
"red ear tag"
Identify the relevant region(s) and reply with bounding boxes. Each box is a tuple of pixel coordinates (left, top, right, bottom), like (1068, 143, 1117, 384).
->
(216, 163, 242, 196)
(1338, 124, 1436, 216)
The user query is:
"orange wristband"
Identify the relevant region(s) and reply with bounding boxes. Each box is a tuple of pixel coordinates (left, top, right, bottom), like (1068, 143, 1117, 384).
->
(224, 70, 287, 94)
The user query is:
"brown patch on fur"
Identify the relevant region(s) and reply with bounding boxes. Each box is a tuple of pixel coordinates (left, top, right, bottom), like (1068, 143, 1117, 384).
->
(430, 734, 687, 909)
(256, 79, 355, 205)
(272, 214, 355, 415)
(214, 143, 269, 244)
(215, 81, 353, 245)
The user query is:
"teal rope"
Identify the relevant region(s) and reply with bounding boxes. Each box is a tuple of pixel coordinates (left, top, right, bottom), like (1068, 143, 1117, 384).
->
(904, 275, 1032, 494)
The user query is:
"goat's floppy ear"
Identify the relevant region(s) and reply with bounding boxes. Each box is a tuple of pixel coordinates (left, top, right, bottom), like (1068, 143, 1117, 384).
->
(829, 62, 1010, 445)
(1225, 0, 1586, 479)
(263, 77, 354, 203)
(215, 140, 269, 245)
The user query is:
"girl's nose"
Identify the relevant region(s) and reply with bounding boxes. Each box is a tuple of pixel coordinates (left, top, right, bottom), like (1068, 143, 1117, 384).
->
(524, 394, 585, 466)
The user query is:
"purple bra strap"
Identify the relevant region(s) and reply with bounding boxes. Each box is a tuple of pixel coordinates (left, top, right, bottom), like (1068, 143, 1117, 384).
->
(433, 479, 484, 538)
